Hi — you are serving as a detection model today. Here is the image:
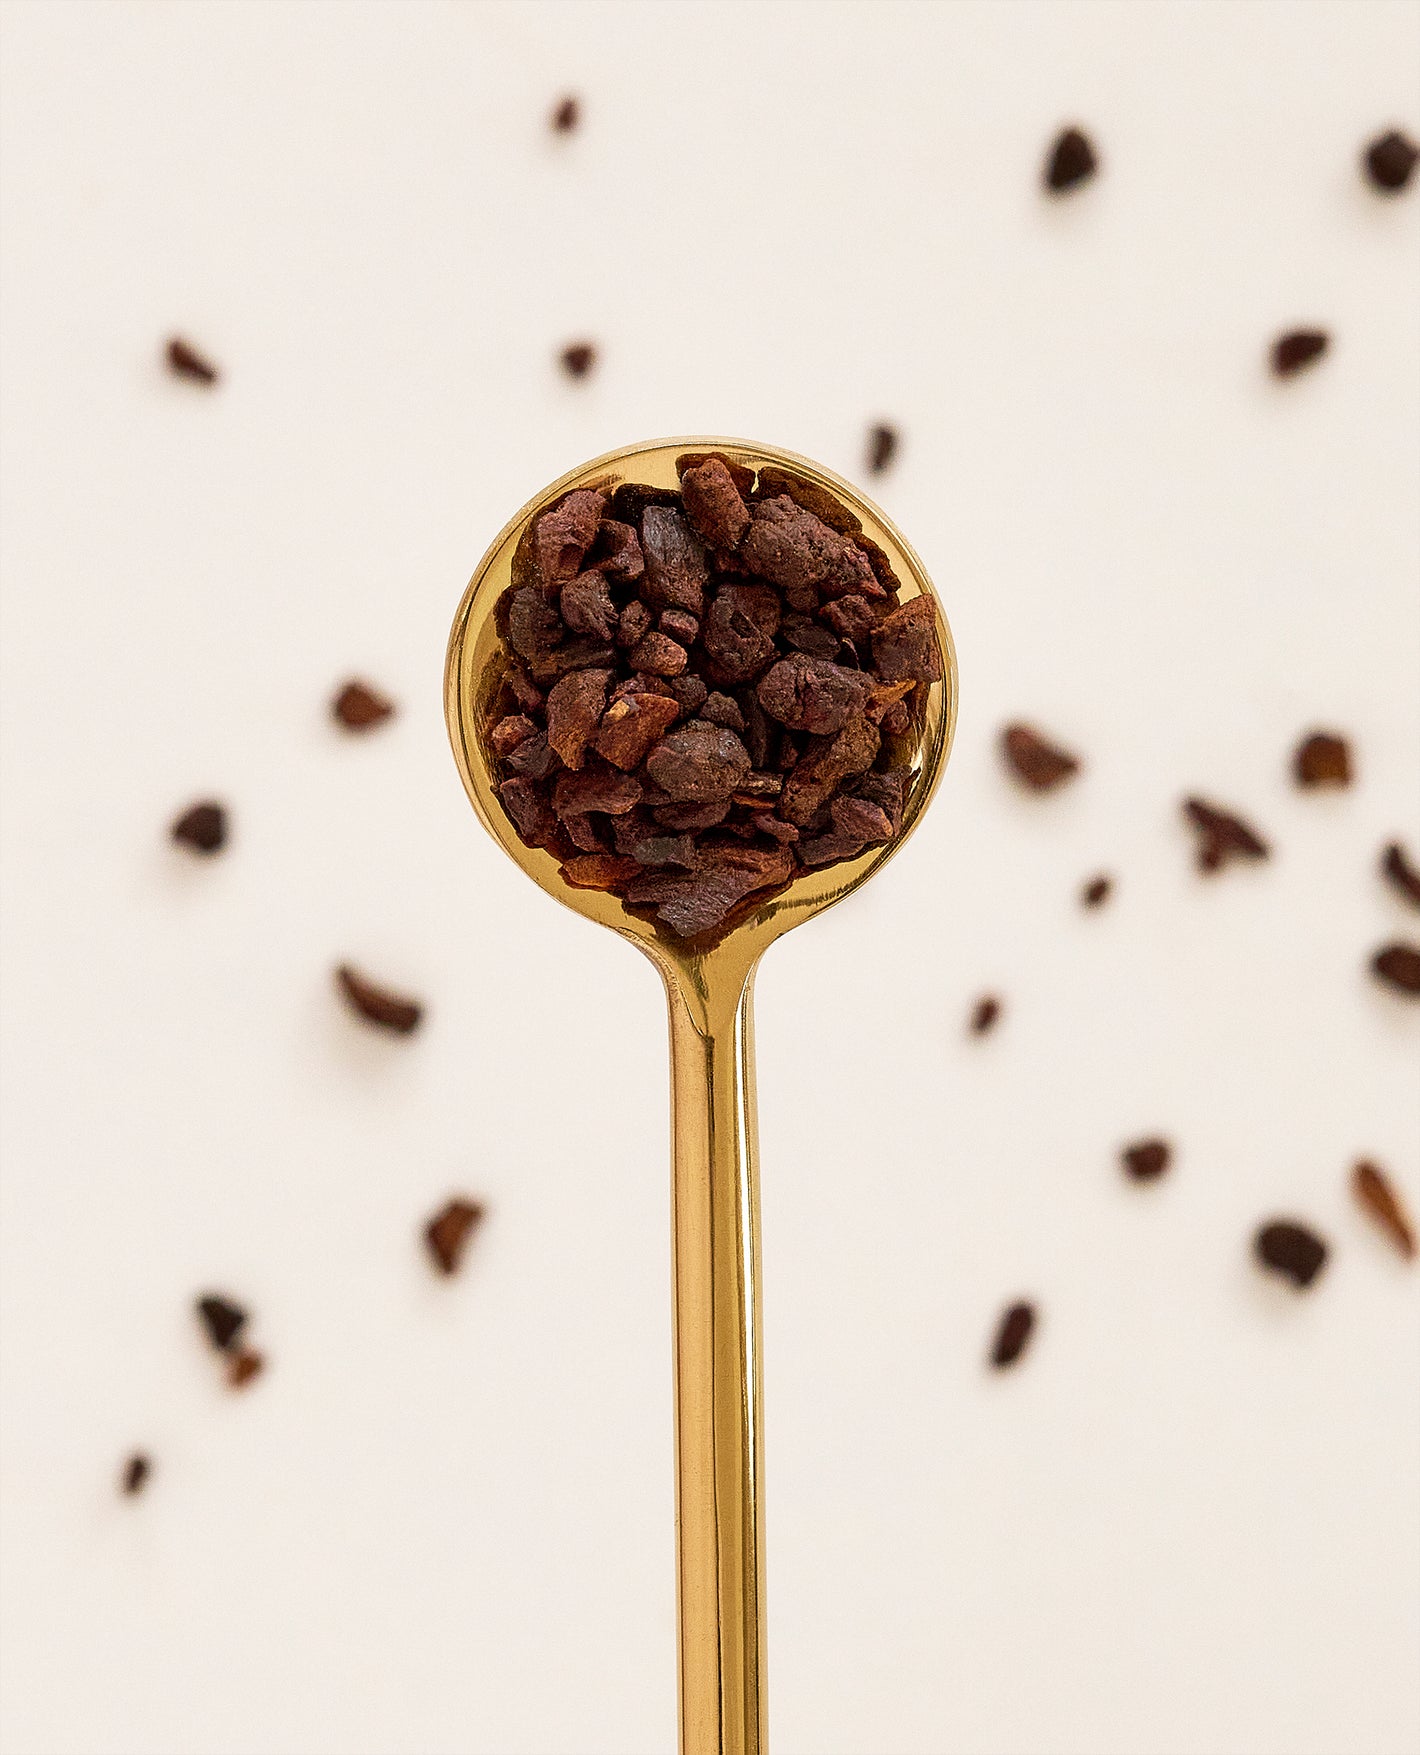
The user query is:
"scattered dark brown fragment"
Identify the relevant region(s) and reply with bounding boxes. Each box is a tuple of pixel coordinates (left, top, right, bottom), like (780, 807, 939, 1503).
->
(425, 1197, 486, 1275)
(332, 678, 395, 731)
(969, 994, 1001, 1036)
(1381, 841, 1420, 909)
(1255, 1220, 1328, 1289)
(551, 94, 580, 134)
(336, 964, 424, 1034)
(866, 424, 898, 474)
(1001, 724, 1079, 792)
(1293, 730, 1351, 788)
(1371, 941, 1420, 996)
(166, 336, 218, 384)
(1081, 873, 1112, 908)
(226, 1348, 265, 1389)
(1352, 1160, 1415, 1259)
(1183, 797, 1270, 873)
(1364, 128, 1418, 193)
(1044, 126, 1097, 192)
(1121, 1138, 1171, 1182)
(121, 1452, 151, 1496)
(196, 1295, 247, 1353)
(990, 1301, 1036, 1368)
(171, 800, 227, 854)
(1271, 329, 1329, 377)
(560, 341, 597, 379)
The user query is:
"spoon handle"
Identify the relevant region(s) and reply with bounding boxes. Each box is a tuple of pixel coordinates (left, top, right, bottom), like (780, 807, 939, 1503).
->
(663, 957, 768, 1755)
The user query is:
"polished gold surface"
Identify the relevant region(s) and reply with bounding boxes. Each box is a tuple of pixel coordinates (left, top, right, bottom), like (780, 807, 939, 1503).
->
(445, 438, 957, 1754)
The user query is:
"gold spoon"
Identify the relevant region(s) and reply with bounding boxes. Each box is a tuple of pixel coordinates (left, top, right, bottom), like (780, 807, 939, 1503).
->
(445, 437, 957, 1755)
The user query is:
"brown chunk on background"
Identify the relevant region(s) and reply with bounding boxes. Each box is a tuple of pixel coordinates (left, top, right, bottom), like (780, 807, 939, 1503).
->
(990, 1301, 1036, 1367)
(1121, 1138, 1171, 1182)
(171, 800, 227, 854)
(560, 341, 597, 379)
(336, 964, 424, 1034)
(680, 458, 750, 551)
(1364, 128, 1418, 192)
(332, 678, 395, 730)
(551, 94, 579, 134)
(121, 1452, 151, 1496)
(1001, 723, 1078, 792)
(196, 1294, 247, 1353)
(1352, 1160, 1415, 1259)
(1381, 841, 1420, 909)
(866, 424, 898, 474)
(425, 1198, 485, 1275)
(545, 668, 612, 769)
(1371, 941, 1420, 996)
(1183, 797, 1269, 873)
(969, 994, 1001, 1036)
(226, 1349, 264, 1389)
(592, 691, 681, 770)
(1254, 1220, 1328, 1289)
(1044, 126, 1097, 192)
(166, 336, 218, 383)
(1271, 329, 1329, 377)
(1293, 730, 1351, 788)
(1081, 873, 1113, 908)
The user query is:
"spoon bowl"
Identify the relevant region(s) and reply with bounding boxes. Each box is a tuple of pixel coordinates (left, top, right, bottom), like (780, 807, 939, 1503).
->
(446, 437, 957, 1755)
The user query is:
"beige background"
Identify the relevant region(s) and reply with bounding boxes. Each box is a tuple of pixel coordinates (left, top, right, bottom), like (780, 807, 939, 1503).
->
(1, 3, 1418, 1753)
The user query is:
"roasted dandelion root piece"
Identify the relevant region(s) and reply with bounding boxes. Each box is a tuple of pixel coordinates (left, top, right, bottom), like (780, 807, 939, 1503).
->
(121, 1453, 151, 1496)
(336, 964, 424, 1034)
(1271, 329, 1329, 377)
(1001, 723, 1078, 792)
(990, 1301, 1037, 1367)
(483, 467, 939, 937)
(171, 800, 227, 854)
(1371, 941, 1420, 997)
(196, 1295, 247, 1353)
(1363, 129, 1418, 192)
(1381, 841, 1420, 909)
(425, 1198, 486, 1274)
(969, 994, 1001, 1036)
(1352, 1161, 1416, 1260)
(1292, 730, 1351, 788)
(1081, 873, 1112, 908)
(1182, 797, 1269, 873)
(332, 678, 396, 730)
(1043, 127, 1097, 192)
(1254, 1221, 1328, 1289)
(1121, 1138, 1171, 1182)
(166, 336, 219, 383)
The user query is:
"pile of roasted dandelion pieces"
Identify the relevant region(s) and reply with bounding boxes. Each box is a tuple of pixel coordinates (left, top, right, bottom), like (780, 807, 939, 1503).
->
(485, 455, 941, 940)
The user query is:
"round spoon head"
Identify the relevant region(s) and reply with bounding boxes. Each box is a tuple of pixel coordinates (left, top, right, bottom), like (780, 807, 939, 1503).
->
(445, 437, 957, 979)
